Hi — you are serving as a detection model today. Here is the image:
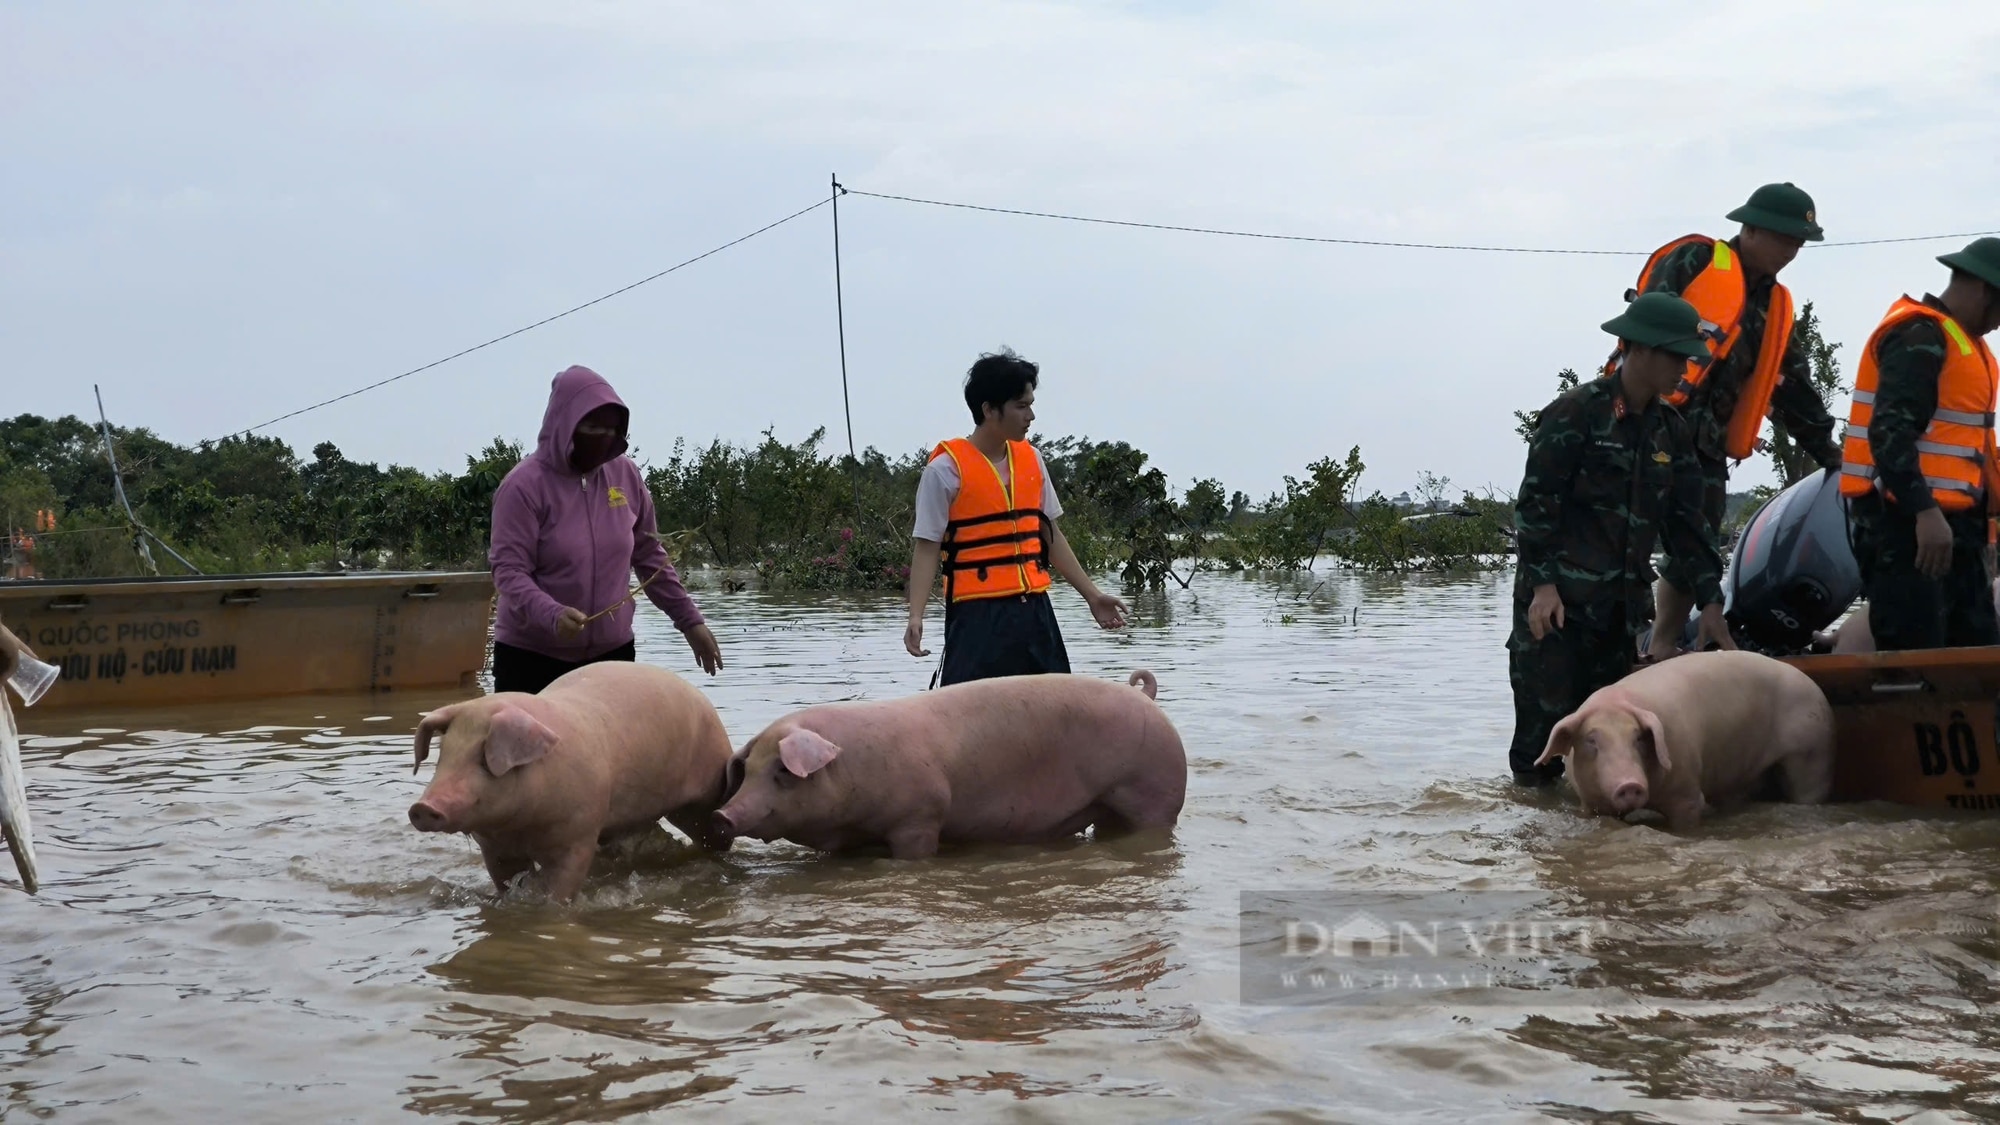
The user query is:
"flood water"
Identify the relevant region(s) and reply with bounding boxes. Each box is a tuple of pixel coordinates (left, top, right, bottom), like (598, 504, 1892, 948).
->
(3, 571, 1998, 1123)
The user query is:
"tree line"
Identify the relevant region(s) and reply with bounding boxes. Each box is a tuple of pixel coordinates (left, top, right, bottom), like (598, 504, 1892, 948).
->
(0, 415, 1512, 588)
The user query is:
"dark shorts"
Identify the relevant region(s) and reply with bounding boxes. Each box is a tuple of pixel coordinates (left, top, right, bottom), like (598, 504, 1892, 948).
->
(492, 640, 636, 695)
(1657, 452, 1728, 593)
(940, 592, 1071, 687)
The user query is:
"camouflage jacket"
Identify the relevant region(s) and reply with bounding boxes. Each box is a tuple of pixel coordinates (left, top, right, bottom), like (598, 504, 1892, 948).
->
(1514, 378, 1723, 614)
(1643, 238, 1841, 469)
(1861, 293, 1955, 516)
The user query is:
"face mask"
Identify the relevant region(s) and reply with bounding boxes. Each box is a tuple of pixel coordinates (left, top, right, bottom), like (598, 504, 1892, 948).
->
(570, 423, 624, 472)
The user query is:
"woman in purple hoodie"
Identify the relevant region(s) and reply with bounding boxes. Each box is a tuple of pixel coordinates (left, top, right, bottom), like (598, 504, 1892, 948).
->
(488, 366, 721, 694)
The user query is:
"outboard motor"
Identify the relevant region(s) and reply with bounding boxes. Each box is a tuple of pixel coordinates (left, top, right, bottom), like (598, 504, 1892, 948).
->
(1721, 467, 1862, 653)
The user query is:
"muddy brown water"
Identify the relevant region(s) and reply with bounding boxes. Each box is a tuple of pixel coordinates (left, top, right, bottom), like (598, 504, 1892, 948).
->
(3, 572, 1998, 1123)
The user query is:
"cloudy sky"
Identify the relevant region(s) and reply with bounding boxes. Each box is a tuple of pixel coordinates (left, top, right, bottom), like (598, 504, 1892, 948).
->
(6, 1, 1997, 503)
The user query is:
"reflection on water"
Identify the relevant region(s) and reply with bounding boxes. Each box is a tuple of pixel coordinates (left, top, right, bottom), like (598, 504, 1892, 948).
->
(2, 570, 1997, 1122)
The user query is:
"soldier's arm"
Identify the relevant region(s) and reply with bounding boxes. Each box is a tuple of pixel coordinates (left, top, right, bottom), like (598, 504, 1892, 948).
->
(1664, 415, 1725, 607)
(1513, 394, 1585, 587)
(1770, 332, 1842, 469)
(1639, 242, 1710, 298)
(1868, 320, 1948, 514)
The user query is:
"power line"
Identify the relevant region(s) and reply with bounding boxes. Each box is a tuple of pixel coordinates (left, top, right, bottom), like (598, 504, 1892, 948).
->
(846, 188, 1999, 256)
(229, 196, 832, 438)
(1812, 229, 2000, 248)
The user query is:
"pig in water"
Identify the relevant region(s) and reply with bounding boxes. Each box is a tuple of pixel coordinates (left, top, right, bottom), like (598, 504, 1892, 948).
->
(712, 670, 1186, 858)
(1534, 650, 1833, 831)
(409, 662, 733, 901)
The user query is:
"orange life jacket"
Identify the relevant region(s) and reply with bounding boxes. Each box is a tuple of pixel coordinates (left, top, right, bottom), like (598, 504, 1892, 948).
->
(1839, 297, 2000, 513)
(1601, 235, 1794, 460)
(932, 437, 1052, 603)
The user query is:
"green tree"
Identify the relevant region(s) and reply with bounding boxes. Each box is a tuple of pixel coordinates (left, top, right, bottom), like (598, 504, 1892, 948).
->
(1515, 368, 1582, 443)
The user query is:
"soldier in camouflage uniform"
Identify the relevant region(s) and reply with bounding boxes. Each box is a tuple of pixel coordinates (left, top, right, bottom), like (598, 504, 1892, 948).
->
(1509, 294, 1735, 785)
(1844, 238, 2000, 650)
(1642, 183, 1844, 662)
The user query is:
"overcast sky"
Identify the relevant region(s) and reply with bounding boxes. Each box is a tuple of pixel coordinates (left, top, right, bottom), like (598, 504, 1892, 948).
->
(6, 1, 1998, 503)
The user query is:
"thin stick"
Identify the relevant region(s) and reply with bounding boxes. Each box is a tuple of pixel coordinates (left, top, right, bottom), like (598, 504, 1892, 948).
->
(580, 530, 691, 623)
(582, 565, 670, 624)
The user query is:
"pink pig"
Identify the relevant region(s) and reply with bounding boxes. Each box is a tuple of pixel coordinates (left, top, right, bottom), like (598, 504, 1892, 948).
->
(409, 662, 734, 901)
(712, 670, 1186, 858)
(1534, 650, 1833, 831)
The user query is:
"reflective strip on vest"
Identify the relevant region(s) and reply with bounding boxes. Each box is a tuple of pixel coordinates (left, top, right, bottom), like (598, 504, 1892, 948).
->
(1841, 462, 1981, 495)
(1846, 393, 1988, 427)
(1850, 426, 1983, 459)
(1917, 439, 1983, 460)
(1935, 407, 1995, 427)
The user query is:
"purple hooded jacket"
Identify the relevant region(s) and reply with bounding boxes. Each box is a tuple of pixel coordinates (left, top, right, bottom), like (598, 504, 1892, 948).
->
(489, 366, 705, 661)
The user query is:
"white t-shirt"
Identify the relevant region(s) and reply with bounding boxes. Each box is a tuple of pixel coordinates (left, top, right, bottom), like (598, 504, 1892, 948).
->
(912, 444, 1064, 543)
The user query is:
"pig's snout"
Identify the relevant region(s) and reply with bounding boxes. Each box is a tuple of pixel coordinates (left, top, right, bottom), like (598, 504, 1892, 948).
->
(708, 809, 739, 844)
(1609, 781, 1648, 814)
(409, 800, 452, 833)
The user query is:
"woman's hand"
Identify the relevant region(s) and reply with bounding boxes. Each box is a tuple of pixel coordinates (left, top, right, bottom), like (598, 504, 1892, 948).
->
(555, 607, 589, 639)
(684, 623, 723, 675)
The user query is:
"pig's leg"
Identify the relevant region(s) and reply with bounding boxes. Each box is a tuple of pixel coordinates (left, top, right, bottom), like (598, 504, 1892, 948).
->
(1778, 746, 1833, 805)
(886, 823, 942, 860)
(667, 806, 733, 852)
(1095, 779, 1183, 837)
(483, 851, 534, 894)
(533, 842, 599, 903)
(1659, 797, 1705, 832)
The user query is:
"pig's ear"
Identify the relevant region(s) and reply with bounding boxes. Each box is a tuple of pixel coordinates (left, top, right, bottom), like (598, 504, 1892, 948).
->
(413, 704, 461, 775)
(724, 744, 751, 800)
(778, 729, 843, 777)
(1634, 707, 1670, 772)
(485, 706, 560, 776)
(1534, 713, 1582, 767)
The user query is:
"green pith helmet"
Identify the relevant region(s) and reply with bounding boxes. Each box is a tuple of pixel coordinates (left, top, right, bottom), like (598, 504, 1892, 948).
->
(1938, 236, 2000, 290)
(1726, 182, 1824, 242)
(1602, 292, 1711, 360)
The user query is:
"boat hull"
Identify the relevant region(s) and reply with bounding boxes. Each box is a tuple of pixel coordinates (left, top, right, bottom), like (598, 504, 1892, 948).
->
(0, 572, 494, 709)
(1783, 645, 2000, 810)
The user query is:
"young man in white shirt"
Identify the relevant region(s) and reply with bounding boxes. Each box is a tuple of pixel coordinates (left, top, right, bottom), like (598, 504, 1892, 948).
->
(904, 349, 1130, 685)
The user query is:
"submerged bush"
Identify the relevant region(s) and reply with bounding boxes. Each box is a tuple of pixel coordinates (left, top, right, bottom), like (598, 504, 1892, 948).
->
(2, 412, 1511, 586)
